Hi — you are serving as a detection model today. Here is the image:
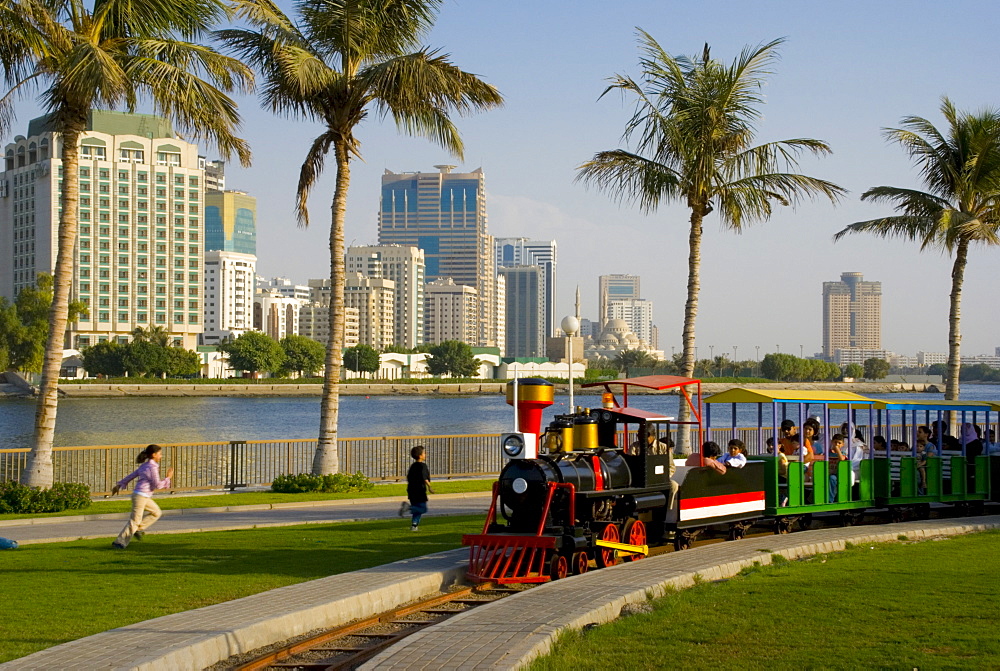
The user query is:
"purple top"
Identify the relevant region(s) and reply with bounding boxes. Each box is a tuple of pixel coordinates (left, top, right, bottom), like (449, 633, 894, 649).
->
(117, 460, 171, 497)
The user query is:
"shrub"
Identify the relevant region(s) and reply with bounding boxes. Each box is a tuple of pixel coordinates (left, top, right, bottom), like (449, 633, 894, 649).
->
(0, 481, 92, 514)
(271, 472, 374, 494)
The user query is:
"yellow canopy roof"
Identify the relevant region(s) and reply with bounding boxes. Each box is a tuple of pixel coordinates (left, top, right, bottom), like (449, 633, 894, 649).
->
(705, 388, 876, 405)
(870, 399, 995, 411)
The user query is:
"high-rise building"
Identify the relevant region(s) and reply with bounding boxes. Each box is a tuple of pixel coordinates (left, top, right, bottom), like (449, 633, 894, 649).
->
(200, 157, 225, 192)
(598, 274, 640, 329)
(378, 165, 499, 347)
(204, 189, 256, 255)
(424, 277, 478, 345)
(1, 110, 205, 349)
(822, 272, 882, 359)
(495, 237, 556, 336)
(607, 297, 654, 347)
(344, 273, 395, 349)
(202, 250, 255, 345)
(499, 265, 543, 358)
(346, 244, 425, 349)
(298, 302, 359, 347)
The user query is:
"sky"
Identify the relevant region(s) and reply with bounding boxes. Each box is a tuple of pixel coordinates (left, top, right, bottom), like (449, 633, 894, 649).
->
(10, 0, 1000, 359)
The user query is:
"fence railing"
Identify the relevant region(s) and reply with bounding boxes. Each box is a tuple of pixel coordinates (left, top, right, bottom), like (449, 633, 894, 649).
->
(0, 434, 504, 495)
(4, 422, 995, 495)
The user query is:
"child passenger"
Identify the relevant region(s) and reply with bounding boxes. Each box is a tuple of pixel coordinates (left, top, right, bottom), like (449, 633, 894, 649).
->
(718, 439, 747, 468)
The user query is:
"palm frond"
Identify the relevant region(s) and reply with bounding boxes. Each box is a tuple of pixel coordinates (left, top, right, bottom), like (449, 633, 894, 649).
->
(295, 129, 336, 227)
(576, 149, 682, 214)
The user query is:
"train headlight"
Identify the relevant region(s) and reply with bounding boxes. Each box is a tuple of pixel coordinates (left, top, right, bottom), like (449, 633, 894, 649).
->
(501, 432, 536, 460)
(502, 433, 524, 457)
(512, 477, 528, 494)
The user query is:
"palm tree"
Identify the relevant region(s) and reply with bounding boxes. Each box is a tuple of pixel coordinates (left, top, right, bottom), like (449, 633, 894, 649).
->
(577, 32, 843, 448)
(613, 349, 656, 378)
(834, 99, 1000, 401)
(220, 0, 502, 475)
(131, 326, 170, 347)
(0, 0, 252, 487)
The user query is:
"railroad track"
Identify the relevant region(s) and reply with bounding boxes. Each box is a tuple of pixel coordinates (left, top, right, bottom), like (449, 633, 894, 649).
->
(233, 583, 528, 671)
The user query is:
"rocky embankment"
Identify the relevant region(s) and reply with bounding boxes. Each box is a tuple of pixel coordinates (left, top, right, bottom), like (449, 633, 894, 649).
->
(0, 379, 941, 399)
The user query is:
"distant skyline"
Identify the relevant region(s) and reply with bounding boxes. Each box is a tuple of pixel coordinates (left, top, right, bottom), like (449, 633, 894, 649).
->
(7, 1, 1000, 357)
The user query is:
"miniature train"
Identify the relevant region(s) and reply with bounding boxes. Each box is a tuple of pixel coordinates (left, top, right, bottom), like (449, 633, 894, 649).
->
(462, 376, 1000, 583)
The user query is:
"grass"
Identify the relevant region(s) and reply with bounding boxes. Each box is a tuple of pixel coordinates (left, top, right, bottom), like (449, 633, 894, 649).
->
(0, 515, 482, 663)
(0, 479, 495, 521)
(531, 530, 1000, 670)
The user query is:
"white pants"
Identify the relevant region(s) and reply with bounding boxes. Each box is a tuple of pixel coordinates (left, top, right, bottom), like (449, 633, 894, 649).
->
(115, 495, 162, 547)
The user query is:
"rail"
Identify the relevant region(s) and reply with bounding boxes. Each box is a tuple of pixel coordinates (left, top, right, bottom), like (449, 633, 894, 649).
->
(0, 434, 503, 494)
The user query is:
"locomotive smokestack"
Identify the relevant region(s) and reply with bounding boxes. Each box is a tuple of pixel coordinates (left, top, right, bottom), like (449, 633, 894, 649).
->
(506, 378, 554, 440)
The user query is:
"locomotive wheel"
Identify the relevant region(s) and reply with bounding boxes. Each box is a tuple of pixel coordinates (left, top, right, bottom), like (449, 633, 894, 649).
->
(621, 519, 647, 561)
(548, 554, 568, 581)
(889, 507, 905, 524)
(797, 514, 813, 532)
(916, 503, 931, 520)
(596, 523, 620, 568)
(571, 551, 589, 575)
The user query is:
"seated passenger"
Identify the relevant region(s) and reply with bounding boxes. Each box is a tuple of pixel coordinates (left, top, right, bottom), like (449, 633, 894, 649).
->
(827, 433, 847, 501)
(872, 435, 888, 455)
(718, 439, 747, 468)
(702, 441, 727, 474)
(804, 418, 824, 458)
(778, 419, 798, 454)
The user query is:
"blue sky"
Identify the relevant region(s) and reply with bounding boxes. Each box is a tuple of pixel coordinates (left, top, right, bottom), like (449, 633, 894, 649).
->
(11, 0, 1000, 358)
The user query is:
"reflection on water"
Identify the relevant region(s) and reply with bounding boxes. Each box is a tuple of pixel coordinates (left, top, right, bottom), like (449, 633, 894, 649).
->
(2, 385, 999, 450)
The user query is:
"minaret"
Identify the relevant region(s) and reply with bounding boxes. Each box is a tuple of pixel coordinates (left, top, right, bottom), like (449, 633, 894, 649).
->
(575, 285, 581, 321)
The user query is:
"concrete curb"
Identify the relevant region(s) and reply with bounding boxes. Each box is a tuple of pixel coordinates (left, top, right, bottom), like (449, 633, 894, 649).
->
(0, 549, 470, 671)
(0, 491, 491, 528)
(360, 515, 1000, 670)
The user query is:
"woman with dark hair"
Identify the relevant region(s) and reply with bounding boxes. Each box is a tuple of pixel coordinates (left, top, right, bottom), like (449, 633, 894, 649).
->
(110, 444, 173, 549)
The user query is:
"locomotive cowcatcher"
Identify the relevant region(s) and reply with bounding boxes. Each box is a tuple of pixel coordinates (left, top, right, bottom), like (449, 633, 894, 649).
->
(461, 376, 766, 583)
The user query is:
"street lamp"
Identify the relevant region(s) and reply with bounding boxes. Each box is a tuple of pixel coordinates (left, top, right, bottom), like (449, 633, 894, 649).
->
(755, 345, 760, 377)
(561, 315, 580, 412)
(732, 346, 738, 376)
(800, 344, 804, 359)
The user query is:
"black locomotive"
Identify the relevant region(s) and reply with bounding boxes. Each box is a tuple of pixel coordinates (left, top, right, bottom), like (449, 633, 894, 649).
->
(463, 376, 765, 582)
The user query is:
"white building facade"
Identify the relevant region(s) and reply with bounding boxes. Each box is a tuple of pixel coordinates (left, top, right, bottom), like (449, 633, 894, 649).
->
(424, 277, 478, 345)
(346, 244, 425, 349)
(345, 273, 395, 349)
(1, 110, 206, 349)
(607, 297, 654, 348)
(202, 250, 255, 344)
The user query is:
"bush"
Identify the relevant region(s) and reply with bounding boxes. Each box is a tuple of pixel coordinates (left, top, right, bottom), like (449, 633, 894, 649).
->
(270, 472, 374, 494)
(0, 481, 92, 514)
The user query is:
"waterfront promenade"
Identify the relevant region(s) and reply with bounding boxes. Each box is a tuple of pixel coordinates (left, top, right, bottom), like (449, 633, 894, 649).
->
(3, 506, 995, 670)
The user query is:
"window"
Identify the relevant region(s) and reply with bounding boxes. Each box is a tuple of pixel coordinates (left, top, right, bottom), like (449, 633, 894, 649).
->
(81, 146, 107, 160)
(156, 152, 181, 166)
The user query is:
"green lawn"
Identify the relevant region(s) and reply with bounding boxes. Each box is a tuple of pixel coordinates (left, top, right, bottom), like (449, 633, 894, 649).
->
(0, 479, 494, 521)
(0, 515, 482, 663)
(532, 531, 1000, 670)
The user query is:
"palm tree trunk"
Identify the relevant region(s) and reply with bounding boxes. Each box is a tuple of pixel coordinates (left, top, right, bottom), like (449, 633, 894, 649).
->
(312, 139, 349, 475)
(22, 119, 85, 487)
(676, 206, 704, 454)
(944, 240, 967, 402)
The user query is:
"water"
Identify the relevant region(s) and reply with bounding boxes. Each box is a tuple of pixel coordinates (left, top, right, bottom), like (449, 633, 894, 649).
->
(2, 385, 999, 450)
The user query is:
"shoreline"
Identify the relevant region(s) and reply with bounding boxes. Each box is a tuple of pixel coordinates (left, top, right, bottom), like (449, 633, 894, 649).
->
(3, 380, 943, 399)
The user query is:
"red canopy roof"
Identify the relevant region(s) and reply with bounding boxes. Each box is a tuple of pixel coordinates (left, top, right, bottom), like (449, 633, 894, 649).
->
(581, 375, 700, 391)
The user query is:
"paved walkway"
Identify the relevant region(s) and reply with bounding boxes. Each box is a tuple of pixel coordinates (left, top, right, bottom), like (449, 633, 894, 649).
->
(0, 492, 493, 545)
